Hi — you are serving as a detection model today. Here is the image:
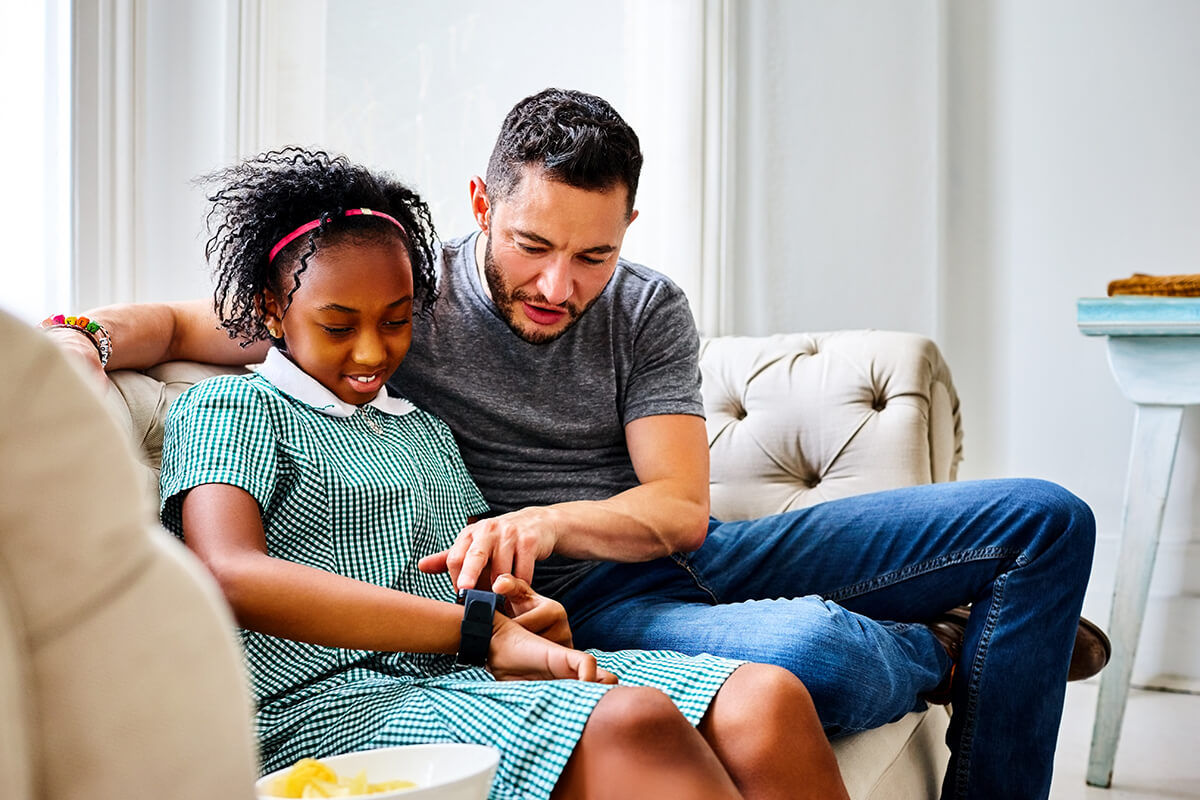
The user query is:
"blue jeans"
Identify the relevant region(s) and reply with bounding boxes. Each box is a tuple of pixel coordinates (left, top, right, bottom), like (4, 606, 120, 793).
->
(557, 478, 1096, 800)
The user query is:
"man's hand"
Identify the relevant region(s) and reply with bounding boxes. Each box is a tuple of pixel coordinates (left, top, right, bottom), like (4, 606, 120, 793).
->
(419, 507, 559, 590)
(43, 327, 107, 385)
(491, 573, 573, 648)
(486, 614, 616, 684)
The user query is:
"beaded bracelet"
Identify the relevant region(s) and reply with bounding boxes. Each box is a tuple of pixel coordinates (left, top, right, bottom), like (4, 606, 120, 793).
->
(40, 314, 113, 368)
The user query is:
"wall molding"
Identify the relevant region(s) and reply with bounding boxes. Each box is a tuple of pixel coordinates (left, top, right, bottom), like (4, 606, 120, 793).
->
(72, 0, 140, 308)
(620, 0, 736, 338)
(231, 0, 327, 158)
(233, 0, 267, 159)
(697, 0, 736, 338)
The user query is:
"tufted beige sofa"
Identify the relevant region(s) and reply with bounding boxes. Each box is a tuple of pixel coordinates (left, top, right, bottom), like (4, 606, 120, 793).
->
(14, 324, 961, 798)
(700, 331, 960, 798)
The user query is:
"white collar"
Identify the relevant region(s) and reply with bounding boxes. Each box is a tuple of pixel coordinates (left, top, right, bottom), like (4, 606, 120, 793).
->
(256, 347, 415, 418)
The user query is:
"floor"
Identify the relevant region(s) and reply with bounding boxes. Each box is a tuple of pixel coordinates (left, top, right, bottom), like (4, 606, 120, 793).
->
(1050, 681, 1200, 798)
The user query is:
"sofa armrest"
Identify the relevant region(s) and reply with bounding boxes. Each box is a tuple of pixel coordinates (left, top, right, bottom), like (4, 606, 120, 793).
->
(700, 330, 962, 521)
(0, 579, 33, 800)
(1, 315, 258, 799)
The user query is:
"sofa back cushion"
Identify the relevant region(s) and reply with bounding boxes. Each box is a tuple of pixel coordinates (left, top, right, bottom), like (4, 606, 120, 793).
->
(701, 331, 960, 520)
(105, 330, 961, 522)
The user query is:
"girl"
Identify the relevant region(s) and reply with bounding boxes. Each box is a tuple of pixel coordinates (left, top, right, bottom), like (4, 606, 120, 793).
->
(160, 147, 848, 800)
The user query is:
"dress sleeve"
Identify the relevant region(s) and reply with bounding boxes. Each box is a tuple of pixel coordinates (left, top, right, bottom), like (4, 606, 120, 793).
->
(159, 376, 279, 539)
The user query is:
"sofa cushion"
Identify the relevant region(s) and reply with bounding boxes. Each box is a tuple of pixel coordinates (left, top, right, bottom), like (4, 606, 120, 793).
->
(836, 707, 949, 798)
(108, 362, 250, 495)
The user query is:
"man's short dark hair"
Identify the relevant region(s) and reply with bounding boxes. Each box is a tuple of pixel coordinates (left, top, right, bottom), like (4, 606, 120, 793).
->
(485, 88, 643, 217)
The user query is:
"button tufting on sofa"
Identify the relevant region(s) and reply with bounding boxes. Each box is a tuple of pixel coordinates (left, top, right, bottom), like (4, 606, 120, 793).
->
(696, 330, 962, 799)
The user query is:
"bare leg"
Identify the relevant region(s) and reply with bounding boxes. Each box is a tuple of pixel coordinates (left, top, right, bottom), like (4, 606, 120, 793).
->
(698, 664, 849, 800)
(552, 686, 743, 800)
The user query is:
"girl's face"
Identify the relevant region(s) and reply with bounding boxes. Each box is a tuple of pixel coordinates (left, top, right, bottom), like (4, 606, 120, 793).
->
(262, 237, 414, 406)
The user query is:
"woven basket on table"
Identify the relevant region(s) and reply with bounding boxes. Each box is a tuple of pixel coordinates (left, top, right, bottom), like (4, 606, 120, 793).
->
(1107, 273, 1200, 297)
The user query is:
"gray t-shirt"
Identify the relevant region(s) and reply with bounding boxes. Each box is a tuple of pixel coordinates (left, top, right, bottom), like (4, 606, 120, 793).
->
(389, 232, 704, 596)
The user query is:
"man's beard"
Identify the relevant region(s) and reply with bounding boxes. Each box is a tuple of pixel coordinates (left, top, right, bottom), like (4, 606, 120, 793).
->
(482, 236, 595, 345)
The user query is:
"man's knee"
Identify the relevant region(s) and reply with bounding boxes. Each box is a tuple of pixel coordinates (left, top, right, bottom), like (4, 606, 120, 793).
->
(733, 603, 886, 715)
(1009, 478, 1096, 567)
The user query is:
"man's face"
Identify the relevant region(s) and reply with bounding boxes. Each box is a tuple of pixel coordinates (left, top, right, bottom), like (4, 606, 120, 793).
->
(477, 166, 637, 344)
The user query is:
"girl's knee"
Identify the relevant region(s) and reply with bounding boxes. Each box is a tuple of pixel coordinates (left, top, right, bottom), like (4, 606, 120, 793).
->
(705, 665, 837, 781)
(564, 688, 745, 800)
(586, 686, 691, 745)
(719, 663, 818, 730)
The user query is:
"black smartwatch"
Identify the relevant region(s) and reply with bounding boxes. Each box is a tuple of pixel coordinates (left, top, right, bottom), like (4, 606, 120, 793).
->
(455, 589, 506, 667)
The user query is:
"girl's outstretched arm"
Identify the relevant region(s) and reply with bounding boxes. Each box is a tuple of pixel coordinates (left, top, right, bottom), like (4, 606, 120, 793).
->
(180, 482, 614, 684)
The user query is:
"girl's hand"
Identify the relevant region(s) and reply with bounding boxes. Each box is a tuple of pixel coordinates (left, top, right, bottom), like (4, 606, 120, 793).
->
(487, 615, 617, 685)
(44, 326, 108, 385)
(491, 573, 574, 648)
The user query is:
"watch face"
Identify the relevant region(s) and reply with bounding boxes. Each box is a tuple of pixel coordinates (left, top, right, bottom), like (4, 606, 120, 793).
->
(456, 588, 507, 610)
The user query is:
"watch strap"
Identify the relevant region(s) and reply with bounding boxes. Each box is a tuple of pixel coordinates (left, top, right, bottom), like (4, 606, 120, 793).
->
(455, 589, 504, 667)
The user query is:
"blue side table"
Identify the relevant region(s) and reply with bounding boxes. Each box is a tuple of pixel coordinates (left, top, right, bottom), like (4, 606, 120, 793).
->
(1077, 296, 1200, 788)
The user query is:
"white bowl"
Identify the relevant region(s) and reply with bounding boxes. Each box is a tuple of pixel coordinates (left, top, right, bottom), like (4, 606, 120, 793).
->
(255, 743, 500, 799)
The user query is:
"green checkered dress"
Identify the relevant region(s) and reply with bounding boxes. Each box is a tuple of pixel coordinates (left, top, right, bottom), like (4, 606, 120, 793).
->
(160, 354, 741, 800)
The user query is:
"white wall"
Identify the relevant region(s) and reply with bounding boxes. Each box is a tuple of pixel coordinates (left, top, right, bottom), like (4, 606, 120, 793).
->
(107, 0, 1200, 686)
(136, 1, 237, 303)
(319, 0, 630, 242)
(945, 0, 1200, 686)
(727, 1, 942, 338)
(725, 0, 1200, 687)
(317, 0, 716, 311)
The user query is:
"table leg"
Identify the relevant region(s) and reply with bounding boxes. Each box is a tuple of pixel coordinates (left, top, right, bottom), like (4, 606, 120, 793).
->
(1086, 403, 1184, 787)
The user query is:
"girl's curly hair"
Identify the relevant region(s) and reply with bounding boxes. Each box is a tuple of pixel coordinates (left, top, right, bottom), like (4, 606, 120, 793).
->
(200, 147, 439, 345)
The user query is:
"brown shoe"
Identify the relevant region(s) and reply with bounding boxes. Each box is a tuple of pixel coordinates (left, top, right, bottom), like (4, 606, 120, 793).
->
(921, 606, 1112, 704)
(922, 612, 964, 705)
(1068, 614, 1111, 681)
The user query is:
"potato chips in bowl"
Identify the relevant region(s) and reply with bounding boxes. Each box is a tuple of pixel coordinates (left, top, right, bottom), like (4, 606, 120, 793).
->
(256, 744, 499, 800)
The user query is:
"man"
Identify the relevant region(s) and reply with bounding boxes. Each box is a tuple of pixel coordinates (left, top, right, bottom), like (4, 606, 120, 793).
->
(48, 88, 1106, 799)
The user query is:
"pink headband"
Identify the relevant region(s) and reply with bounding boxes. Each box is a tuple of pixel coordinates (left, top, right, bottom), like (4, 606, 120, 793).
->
(268, 208, 406, 263)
